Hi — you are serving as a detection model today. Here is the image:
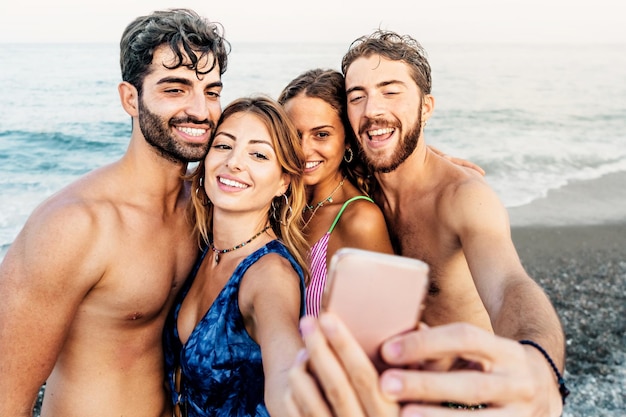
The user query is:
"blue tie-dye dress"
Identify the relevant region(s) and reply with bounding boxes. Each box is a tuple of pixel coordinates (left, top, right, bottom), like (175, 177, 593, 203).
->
(163, 240, 305, 417)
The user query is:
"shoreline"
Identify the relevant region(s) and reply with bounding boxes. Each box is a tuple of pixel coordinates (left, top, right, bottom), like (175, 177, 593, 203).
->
(507, 171, 626, 227)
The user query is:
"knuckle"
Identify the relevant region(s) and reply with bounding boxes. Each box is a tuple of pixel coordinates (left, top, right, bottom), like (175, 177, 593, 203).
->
(350, 365, 378, 392)
(323, 382, 348, 407)
(452, 323, 481, 345)
(402, 371, 430, 396)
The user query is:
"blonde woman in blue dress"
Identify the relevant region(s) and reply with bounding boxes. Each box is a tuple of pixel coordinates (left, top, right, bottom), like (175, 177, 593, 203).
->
(163, 96, 309, 417)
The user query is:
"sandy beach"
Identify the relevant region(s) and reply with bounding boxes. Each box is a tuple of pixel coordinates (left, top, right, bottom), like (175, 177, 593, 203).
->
(509, 171, 626, 416)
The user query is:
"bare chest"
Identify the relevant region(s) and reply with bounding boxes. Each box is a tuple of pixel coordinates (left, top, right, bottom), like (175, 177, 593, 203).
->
(88, 219, 197, 323)
(382, 197, 461, 295)
(385, 203, 443, 262)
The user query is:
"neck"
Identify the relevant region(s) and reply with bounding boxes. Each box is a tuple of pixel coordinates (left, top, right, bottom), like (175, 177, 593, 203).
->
(209, 224, 272, 264)
(211, 210, 273, 246)
(374, 145, 433, 213)
(113, 153, 188, 214)
(306, 175, 345, 210)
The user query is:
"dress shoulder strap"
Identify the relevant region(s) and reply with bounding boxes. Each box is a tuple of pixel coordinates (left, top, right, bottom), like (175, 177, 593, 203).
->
(327, 195, 375, 234)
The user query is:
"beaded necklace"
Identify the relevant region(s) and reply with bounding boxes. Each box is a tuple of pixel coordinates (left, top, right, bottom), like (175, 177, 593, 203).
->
(302, 177, 344, 229)
(210, 225, 271, 264)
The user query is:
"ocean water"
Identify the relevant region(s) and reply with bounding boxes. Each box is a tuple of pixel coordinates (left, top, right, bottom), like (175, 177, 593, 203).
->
(1, 42, 625, 259)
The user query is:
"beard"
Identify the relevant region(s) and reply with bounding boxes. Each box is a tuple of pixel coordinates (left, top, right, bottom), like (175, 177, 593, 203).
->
(360, 110, 422, 174)
(138, 95, 212, 164)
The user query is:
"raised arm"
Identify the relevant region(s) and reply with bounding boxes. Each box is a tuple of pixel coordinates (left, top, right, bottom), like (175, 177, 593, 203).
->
(445, 180, 566, 413)
(242, 255, 305, 417)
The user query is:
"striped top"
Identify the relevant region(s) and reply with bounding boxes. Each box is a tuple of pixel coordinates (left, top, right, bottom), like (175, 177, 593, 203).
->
(305, 195, 374, 316)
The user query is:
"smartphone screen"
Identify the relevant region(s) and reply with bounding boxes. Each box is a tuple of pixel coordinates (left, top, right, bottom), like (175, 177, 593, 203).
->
(321, 248, 429, 372)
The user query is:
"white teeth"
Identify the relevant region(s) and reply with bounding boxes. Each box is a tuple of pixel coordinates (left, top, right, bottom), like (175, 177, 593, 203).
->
(368, 128, 394, 136)
(178, 127, 206, 136)
(219, 177, 248, 189)
(305, 161, 321, 169)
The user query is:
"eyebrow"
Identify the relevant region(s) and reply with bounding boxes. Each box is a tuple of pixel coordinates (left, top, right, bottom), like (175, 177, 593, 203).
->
(250, 139, 274, 148)
(311, 124, 335, 131)
(156, 76, 223, 89)
(346, 79, 405, 95)
(214, 132, 274, 148)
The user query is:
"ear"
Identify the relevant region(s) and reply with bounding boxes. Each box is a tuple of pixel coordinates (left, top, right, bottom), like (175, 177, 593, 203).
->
(276, 173, 291, 197)
(421, 94, 435, 122)
(118, 81, 139, 117)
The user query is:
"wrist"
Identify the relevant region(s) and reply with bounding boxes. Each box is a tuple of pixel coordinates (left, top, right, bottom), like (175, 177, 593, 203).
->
(519, 340, 569, 406)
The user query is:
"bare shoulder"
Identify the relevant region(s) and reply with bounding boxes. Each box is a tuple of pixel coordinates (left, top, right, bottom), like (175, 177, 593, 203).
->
(238, 250, 303, 319)
(241, 252, 302, 299)
(330, 196, 393, 252)
(337, 196, 386, 231)
(244, 251, 302, 289)
(6, 176, 118, 291)
(438, 167, 510, 232)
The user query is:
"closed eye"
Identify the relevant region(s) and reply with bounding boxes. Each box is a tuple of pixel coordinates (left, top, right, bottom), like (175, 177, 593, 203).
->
(348, 94, 365, 104)
(212, 143, 232, 150)
(251, 152, 269, 160)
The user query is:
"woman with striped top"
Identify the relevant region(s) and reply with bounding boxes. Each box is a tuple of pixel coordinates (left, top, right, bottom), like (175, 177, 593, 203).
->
(278, 69, 394, 316)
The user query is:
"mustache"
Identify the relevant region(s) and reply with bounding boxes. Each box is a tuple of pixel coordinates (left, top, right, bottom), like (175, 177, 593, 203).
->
(359, 117, 397, 135)
(170, 116, 215, 131)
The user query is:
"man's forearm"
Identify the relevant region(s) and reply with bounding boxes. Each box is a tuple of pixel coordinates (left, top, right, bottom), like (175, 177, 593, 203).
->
(493, 279, 565, 369)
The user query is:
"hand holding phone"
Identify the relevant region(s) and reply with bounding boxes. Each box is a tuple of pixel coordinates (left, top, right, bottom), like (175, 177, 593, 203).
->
(321, 248, 429, 372)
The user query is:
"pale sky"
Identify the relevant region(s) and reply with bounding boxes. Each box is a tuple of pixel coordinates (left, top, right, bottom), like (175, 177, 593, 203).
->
(0, 0, 623, 45)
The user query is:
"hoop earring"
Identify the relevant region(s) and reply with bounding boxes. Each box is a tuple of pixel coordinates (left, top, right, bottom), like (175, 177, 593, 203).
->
(270, 198, 279, 223)
(271, 194, 292, 226)
(195, 177, 211, 206)
(281, 194, 292, 226)
(343, 147, 354, 163)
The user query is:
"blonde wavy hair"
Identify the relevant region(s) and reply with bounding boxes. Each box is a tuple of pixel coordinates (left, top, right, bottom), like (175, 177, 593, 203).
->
(186, 96, 310, 284)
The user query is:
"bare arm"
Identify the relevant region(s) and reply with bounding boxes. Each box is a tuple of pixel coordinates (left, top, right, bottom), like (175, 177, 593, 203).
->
(0, 201, 103, 416)
(242, 254, 305, 417)
(447, 181, 565, 412)
(450, 182, 564, 361)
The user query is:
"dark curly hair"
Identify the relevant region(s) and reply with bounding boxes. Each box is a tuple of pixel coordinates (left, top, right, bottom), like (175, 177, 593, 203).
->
(120, 8, 230, 94)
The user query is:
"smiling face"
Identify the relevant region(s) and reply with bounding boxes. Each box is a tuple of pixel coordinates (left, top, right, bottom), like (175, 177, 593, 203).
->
(203, 111, 289, 215)
(283, 95, 346, 188)
(136, 44, 223, 163)
(345, 55, 427, 173)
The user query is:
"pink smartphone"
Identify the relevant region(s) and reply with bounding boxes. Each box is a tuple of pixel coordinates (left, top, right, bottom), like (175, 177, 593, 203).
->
(321, 247, 429, 372)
